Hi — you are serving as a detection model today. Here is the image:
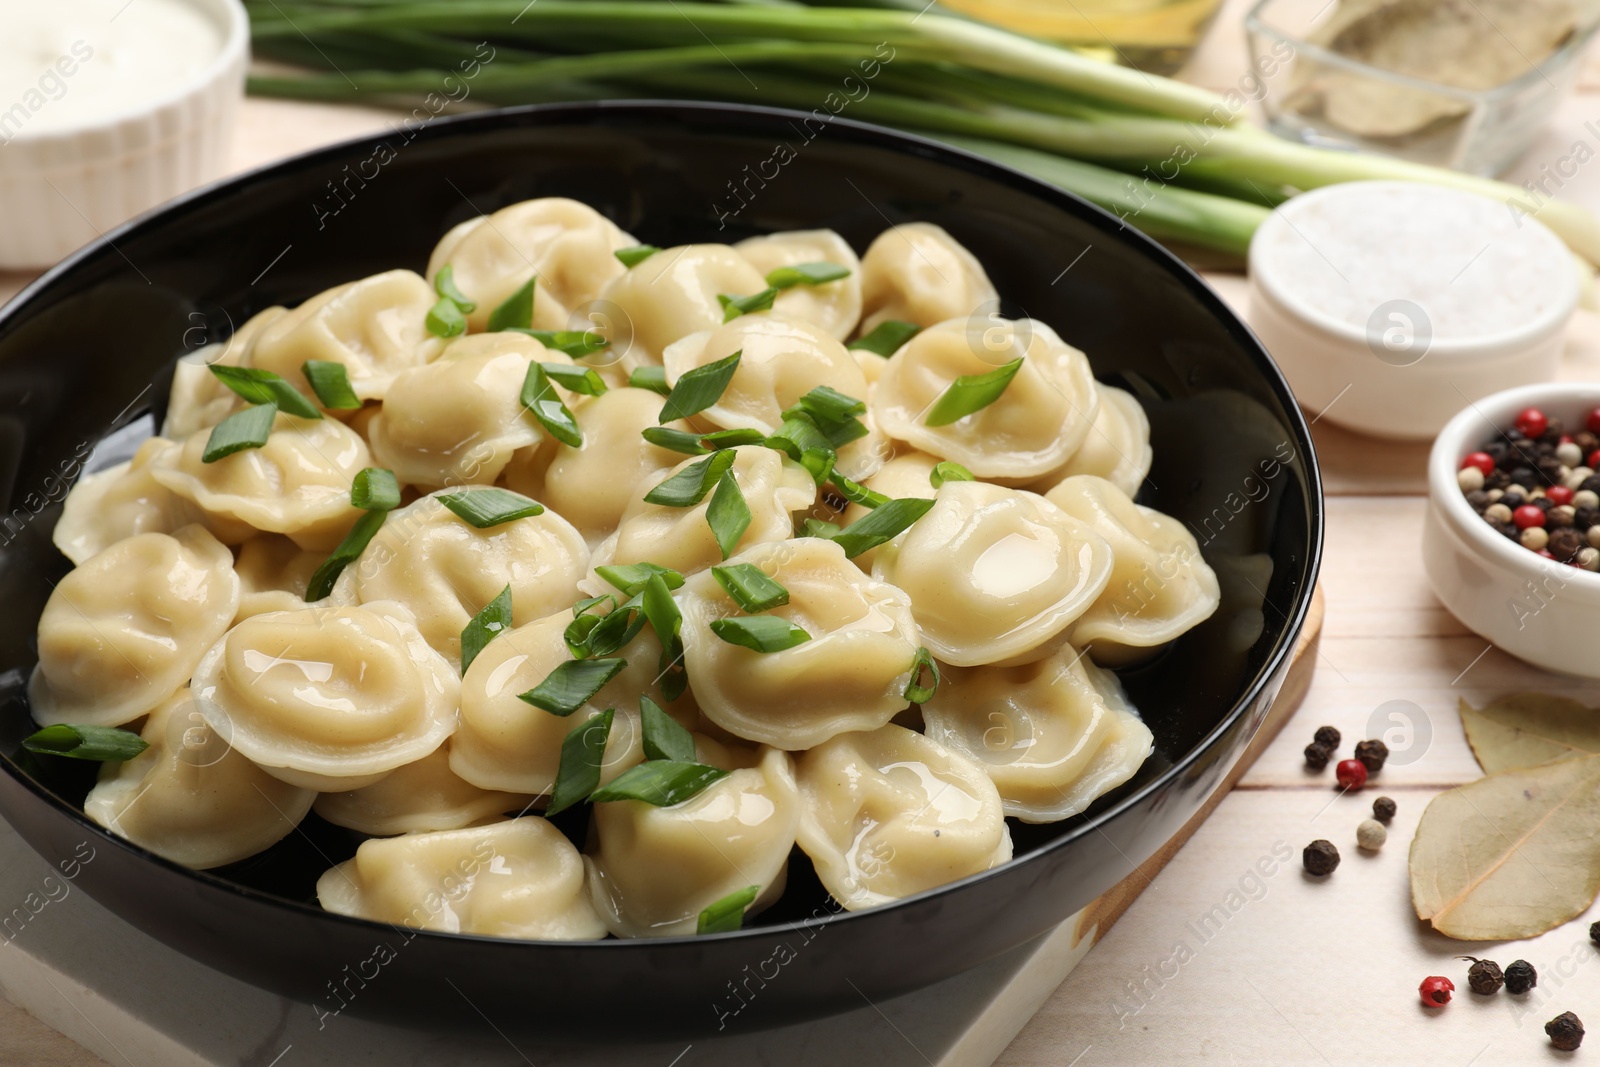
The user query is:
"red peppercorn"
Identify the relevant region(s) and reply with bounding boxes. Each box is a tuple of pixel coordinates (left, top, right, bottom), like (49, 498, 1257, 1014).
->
(1420, 976, 1455, 1007)
(1588, 408, 1600, 435)
(1460, 452, 1496, 476)
(1514, 505, 1547, 529)
(1517, 408, 1550, 439)
(1548, 485, 1575, 506)
(1336, 758, 1368, 790)
(1589, 449, 1600, 470)
(1540, 549, 1557, 559)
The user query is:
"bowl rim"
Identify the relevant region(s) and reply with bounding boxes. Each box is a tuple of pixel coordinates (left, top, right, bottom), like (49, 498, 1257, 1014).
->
(0, 99, 1325, 950)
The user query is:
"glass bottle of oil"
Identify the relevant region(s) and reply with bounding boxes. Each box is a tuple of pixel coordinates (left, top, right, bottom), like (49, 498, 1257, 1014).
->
(935, 0, 1228, 75)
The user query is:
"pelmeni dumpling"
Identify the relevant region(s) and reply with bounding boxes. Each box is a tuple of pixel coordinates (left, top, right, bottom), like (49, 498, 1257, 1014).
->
(250, 270, 444, 402)
(150, 413, 371, 550)
(190, 601, 458, 791)
(30, 527, 239, 727)
(318, 817, 607, 940)
(332, 491, 589, 666)
(679, 538, 920, 749)
(922, 644, 1154, 822)
(734, 229, 862, 340)
(84, 688, 315, 868)
(857, 223, 998, 332)
(585, 745, 800, 938)
(834, 449, 939, 569)
(597, 244, 767, 369)
(872, 481, 1113, 667)
(314, 744, 529, 836)
(163, 306, 287, 439)
(662, 315, 869, 434)
(870, 318, 1098, 481)
(426, 197, 636, 334)
(794, 724, 1012, 910)
(52, 438, 201, 565)
(234, 535, 322, 622)
(593, 446, 815, 579)
(1030, 385, 1152, 499)
(1045, 475, 1220, 660)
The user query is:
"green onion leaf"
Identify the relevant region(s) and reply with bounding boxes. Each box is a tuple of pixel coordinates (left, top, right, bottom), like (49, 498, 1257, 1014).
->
(22, 724, 148, 762)
(643, 449, 737, 507)
(640, 694, 695, 763)
(512, 329, 610, 360)
(573, 595, 613, 616)
(641, 426, 709, 456)
(766, 262, 851, 289)
(595, 562, 685, 597)
(487, 276, 536, 332)
(698, 885, 761, 935)
(800, 448, 837, 486)
(208, 366, 322, 419)
(426, 296, 468, 338)
(460, 584, 512, 674)
(436, 488, 545, 528)
(830, 496, 937, 558)
(589, 760, 729, 807)
(904, 646, 941, 704)
(615, 245, 661, 268)
(302, 360, 362, 410)
(539, 362, 608, 396)
(641, 574, 686, 701)
(802, 517, 842, 539)
(849, 320, 921, 357)
(518, 658, 628, 717)
(830, 473, 888, 509)
(629, 366, 671, 396)
(545, 709, 613, 817)
(712, 563, 789, 613)
(786, 385, 865, 423)
(764, 413, 833, 462)
(521, 363, 583, 447)
(718, 288, 778, 322)
(564, 608, 606, 659)
(705, 471, 751, 560)
(700, 428, 766, 450)
(924, 358, 1025, 427)
(433, 263, 477, 313)
(930, 461, 976, 488)
(658, 351, 742, 424)
(305, 508, 388, 601)
(202, 403, 278, 463)
(350, 467, 400, 511)
(566, 595, 645, 660)
(710, 615, 811, 653)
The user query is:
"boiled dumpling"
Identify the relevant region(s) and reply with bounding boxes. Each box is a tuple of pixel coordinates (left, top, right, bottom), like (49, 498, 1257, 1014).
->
(597, 244, 766, 369)
(30, 526, 239, 728)
(314, 744, 530, 836)
(426, 197, 636, 334)
(190, 601, 458, 791)
(733, 229, 862, 340)
(857, 223, 998, 332)
(150, 412, 371, 550)
(678, 538, 921, 749)
(921, 644, 1154, 822)
(837, 448, 938, 568)
(84, 687, 315, 868)
(870, 317, 1098, 481)
(585, 745, 799, 938)
(250, 270, 444, 402)
(318, 817, 607, 940)
(163, 307, 287, 439)
(233, 535, 322, 622)
(794, 724, 1012, 910)
(1045, 475, 1220, 660)
(52, 437, 201, 565)
(331, 490, 589, 666)
(1030, 385, 1152, 499)
(871, 481, 1113, 667)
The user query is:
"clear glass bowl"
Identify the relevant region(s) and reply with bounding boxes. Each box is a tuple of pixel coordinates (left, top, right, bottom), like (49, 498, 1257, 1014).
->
(1245, 0, 1599, 176)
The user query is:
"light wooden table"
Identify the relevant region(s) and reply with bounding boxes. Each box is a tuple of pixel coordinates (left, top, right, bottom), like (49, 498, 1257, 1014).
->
(5, 2, 1600, 1063)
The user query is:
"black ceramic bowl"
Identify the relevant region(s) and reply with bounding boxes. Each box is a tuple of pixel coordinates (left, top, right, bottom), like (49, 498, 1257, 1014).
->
(0, 101, 1320, 1041)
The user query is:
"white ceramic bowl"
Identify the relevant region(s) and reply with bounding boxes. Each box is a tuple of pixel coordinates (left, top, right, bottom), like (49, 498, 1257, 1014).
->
(0, 0, 248, 268)
(1425, 383, 1600, 678)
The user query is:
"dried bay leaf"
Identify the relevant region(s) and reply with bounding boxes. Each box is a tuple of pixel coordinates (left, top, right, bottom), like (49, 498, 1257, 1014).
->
(1460, 695, 1600, 775)
(1411, 754, 1600, 940)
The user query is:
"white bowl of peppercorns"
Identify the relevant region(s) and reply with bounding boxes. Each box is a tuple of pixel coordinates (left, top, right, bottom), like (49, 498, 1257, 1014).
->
(1425, 384, 1600, 678)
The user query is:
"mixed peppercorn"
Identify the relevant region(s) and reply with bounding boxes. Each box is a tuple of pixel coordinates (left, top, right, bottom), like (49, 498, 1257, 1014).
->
(1457, 406, 1600, 569)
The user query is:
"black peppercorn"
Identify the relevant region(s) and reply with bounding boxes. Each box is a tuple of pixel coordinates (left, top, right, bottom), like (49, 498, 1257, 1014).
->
(1372, 796, 1396, 822)
(1486, 469, 1512, 491)
(1354, 739, 1388, 773)
(1465, 489, 1490, 511)
(1505, 959, 1538, 994)
(1579, 430, 1600, 454)
(1486, 440, 1511, 464)
(1582, 475, 1600, 496)
(1503, 490, 1527, 509)
(1313, 725, 1340, 748)
(1460, 957, 1504, 995)
(1512, 466, 1540, 488)
(1505, 427, 1528, 444)
(1550, 528, 1584, 561)
(1544, 418, 1566, 440)
(1590, 919, 1600, 946)
(1577, 507, 1599, 530)
(1304, 742, 1331, 770)
(1547, 1011, 1584, 1052)
(1302, 840, 1339, 876)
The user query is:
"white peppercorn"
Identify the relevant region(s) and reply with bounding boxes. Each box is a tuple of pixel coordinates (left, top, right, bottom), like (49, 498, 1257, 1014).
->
(1485, 503, 1514, 525)
(1576, 490, 1600, 511)
(1558, 442, 1584, 467)
(1522, 526, 1550, 551)
(1590, 525, 1600, 550)
(1356, 819, 1387, 851)
(1568, 467, 1596, 490)
(1457, 466, 1485, 492)
(1581, 547, 1600, 572)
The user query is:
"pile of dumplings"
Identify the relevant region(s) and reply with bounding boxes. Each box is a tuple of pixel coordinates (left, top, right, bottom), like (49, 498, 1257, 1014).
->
(31, 197, 1221, 941)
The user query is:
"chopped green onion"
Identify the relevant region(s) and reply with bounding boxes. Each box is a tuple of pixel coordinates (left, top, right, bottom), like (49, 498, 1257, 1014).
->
(629, 366, 671, 396)
(564, 598, 611, 659)
(436, 488, 545, 528)
(615, 245, 661, 268)
(801, 517, 841, 539)
(426, 296, 468, 338)
(305, 508, 387, 601)
(566, 596, 645, 660)
(706, 471, 751, 560)
(830, 496, 937, 558)
(641, 573, 686, 701)
(799, 448, 837, 486)
(766, 261, 851, 289)
(658, 351, 742, 423)
(460, 584, 512, 674)
(589, 760, 729, 806)
(487, 276, 536, 332)
(514, 329, 610, 360)
(710, 615, 811, 653)
(640, 694, 695, 763)
(924, 358, 1025, 427)
(712, 562, 789, 613)
(518, 657, 628, 717)
(930, 461, 976, 488)
(202, 403, 278, 463)
(783, 385, 868, 448)
(643, 449, 737, 507)
(764, 413, 833, 462)
(718, 288, 778, 322)
(641, 426, 709, 456)
(302, 360, 362, 410)
(698, 885, 761, 935)
(521, 363, 583, 447)
(433, 263, 477, 312)
(595, 562, 685, 597)
(539, 362, 608, 396)
(849, 320, 922, 358)
(904, 646, 941, 704)
(831, 473, 888, 509)
(573, 595, 613, 616)
(700, 427, 766, 450)
(22, 724, 148, 762)
(350, 467, 400, 511)
(545, 708, 613, 817)
(208, 366, 322, 419)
